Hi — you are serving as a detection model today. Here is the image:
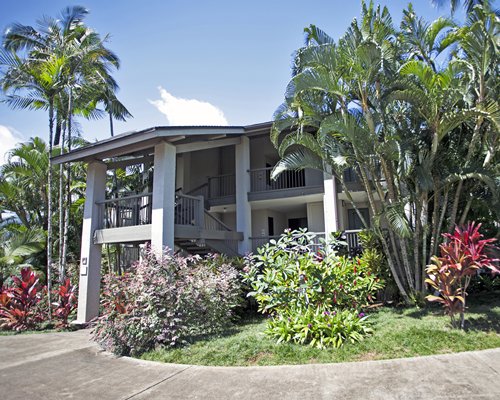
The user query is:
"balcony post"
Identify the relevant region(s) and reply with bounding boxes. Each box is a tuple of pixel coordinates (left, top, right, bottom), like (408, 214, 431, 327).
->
(76, 160, 107, 323)
(151, 141, 176, 252)
(235, 137, 252, 254)
(323, 169, 339, 236)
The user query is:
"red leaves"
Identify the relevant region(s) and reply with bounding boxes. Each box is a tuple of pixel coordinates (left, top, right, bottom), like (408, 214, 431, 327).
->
(440, 222, 498, 276)
(0, 269, 78, 331)
(52, 278, 78, 328)
(0, 267, 43, 331)
(426, 222, 499, 327)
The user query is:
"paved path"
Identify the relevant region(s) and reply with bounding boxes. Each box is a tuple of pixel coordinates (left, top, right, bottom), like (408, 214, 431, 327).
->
(0, 329, 499, 399)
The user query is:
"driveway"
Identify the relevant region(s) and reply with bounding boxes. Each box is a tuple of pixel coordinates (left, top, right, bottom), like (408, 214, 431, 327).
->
(0, 329, 499, 399)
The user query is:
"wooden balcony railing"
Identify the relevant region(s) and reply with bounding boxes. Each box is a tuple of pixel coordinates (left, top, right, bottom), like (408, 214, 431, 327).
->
(174, 193, 204, 227)
(208, 173, 236, 199)
(249, 167, 305, 192)
(97, 193, 153, 229)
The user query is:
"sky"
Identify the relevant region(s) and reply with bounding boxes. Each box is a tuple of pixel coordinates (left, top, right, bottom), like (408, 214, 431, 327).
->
(0, 0, 457, 162)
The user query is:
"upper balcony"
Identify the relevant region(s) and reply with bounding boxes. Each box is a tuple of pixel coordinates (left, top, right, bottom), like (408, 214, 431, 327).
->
(202, 167, 324, 205)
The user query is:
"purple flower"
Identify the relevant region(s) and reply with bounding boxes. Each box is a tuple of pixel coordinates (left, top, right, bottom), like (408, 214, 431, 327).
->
(307, 323, 312, 329)
(358, 312, 365, 318)
(327, 323, 331, 328)
(324, 311, 330, 316)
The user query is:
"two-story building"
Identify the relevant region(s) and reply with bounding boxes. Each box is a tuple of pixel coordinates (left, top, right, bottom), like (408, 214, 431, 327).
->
(52, 122, 373, 323)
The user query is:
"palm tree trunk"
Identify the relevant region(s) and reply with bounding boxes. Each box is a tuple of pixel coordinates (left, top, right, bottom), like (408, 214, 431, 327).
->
(58, 121, 66, 283)
(46, 100, 54, 320)
(61, 87, 73, 278)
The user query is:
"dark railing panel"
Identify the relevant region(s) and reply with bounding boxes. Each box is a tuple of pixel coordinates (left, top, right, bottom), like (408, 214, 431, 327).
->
(175, 193, 203, 227)
(249, 167, 305, 192)
(208, 173, 236, 199)
(204, 211, 232, 231)
(97, 193, 153, 229)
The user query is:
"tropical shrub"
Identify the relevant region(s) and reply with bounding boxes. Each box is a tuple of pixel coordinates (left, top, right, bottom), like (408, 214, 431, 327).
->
(0, 267, 44, 331)
(52, 278, 78, 328)
(426, 222, 499, 329)
(92, 249, 243, 356)
(0, 267, 78, 331)
(243, 230, 382, 348)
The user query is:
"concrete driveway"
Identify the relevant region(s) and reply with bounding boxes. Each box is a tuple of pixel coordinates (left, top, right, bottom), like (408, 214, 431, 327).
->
(0, 329, 499, 399)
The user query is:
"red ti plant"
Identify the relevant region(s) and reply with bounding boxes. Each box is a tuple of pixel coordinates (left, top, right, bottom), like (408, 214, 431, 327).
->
(52, 278, 78, 328)
(0, 267, 43, 331)
(426, 222, 499, 329)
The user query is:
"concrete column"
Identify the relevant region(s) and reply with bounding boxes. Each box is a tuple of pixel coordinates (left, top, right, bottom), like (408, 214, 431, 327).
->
(323, 170, 339, 236)
(151, 142, 176, 252)
(76, 161, 107, 323)
(235, 136, 252, 254)
(176, 154, 184, 191)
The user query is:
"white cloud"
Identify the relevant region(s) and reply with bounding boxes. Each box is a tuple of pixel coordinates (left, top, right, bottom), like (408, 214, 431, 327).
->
(0, 125, 24, 165)
(150, 87, 228, 126)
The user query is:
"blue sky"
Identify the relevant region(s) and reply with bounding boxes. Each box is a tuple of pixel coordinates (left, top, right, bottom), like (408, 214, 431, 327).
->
(0, 0, 455, 159)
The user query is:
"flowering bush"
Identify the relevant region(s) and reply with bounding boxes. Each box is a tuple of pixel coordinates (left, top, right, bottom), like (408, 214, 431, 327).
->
(91, 249, 243, 356)
(243, 230, 382, 348)
(426, 222, 498, 329)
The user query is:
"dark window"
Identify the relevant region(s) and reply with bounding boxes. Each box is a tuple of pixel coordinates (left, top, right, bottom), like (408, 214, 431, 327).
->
(344, 167, 359, 183)
(347, 208, 369, 230)
(268, 217, 274, 236)
(288, 217, 307, 231)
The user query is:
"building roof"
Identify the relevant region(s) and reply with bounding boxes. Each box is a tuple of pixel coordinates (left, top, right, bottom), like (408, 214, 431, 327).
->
(51, 122, 273, 165)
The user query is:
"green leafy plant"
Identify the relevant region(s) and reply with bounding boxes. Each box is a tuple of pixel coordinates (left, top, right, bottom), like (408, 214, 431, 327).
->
(243, 229, 382, 348)
(426, 222, 498, 329)
(92, 250, 243, 356)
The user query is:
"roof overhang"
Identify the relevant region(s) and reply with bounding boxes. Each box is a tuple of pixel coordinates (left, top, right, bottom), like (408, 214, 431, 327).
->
(50, 125, 253, 165)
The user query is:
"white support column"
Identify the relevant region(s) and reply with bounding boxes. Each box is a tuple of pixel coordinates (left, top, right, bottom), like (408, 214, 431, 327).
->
(151, 141, 176, 252)
(323, 170, 339, 236)
(235, 136, 252, 254)
(76, 161, 107, 323)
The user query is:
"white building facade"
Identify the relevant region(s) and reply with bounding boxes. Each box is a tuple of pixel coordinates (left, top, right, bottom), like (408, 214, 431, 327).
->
(52, 122, 373, 323)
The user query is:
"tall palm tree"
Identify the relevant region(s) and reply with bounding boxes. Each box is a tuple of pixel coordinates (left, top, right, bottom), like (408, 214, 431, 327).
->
(2, 6, 131, 282)
(270, 1, 498, 302)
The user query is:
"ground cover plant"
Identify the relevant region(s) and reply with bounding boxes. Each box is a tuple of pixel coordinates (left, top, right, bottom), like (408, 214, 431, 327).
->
(243, 230, 383, 348)
(91, 250, 243, 356)
(141, 289, 500, 366)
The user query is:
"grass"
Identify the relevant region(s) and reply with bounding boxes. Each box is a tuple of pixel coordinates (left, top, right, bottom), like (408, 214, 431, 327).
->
(141, 291, 500, 366)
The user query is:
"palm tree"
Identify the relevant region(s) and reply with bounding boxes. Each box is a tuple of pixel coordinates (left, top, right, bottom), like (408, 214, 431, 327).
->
(430, 0, 490, 15)
(0, 225, 46, 287)
(1, 6, 131, 282)
(270, 1, 498, 302)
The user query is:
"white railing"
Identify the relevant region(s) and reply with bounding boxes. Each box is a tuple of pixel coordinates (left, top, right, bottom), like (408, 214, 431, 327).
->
(249, 167, 306, 192)
(250, 230, 362, 255)
(97, 193, 152, 229)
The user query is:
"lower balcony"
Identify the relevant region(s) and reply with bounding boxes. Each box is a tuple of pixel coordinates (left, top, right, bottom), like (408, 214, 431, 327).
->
(93, 192, 242, 251)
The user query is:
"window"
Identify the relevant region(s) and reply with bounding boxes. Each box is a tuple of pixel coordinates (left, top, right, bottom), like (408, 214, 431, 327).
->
(268, 217, 274, 236)
(347, 208, 369, 230)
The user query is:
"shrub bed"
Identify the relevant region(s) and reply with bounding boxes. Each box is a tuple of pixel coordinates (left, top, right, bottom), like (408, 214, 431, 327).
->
(91, 250, 243, 356)
(243, 229, 383, 348)
(0, 267, 77, 331)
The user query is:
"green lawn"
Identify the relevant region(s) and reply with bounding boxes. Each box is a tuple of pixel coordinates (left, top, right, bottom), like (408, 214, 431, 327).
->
(141, 291, 500, 366)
